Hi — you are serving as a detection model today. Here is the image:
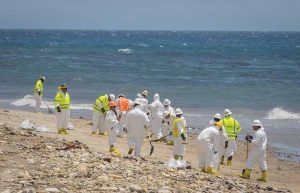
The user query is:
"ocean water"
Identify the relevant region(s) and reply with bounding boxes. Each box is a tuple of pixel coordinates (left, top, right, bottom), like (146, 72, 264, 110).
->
(0, 30, 300, 161)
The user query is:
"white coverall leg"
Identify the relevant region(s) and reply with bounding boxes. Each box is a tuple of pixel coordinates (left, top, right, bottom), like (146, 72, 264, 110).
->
(92, 111, 101, 133)
(57, 109, 70, 129)
(197, 141, 213, 168)
(127, 137, 143, 157)
(118, 112, 127, 136)
(98, 112, 105, 133)
(173, 137, 185, 157)
(246, 149, 267, 171)
(108, 127, 118, 146)
(34, 93, 42, 112)
(151, 116, 163, 139)
(225, 139, 237, 157)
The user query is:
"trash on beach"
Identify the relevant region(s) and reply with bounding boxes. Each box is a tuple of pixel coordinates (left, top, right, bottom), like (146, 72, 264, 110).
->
(36, 126, 49, 133)
(20, 119, 36, 130)
(165, 158, 187, 169)
(67, 123, 74, 130)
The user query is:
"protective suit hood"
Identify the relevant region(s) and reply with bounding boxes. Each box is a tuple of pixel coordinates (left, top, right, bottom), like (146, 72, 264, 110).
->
(153, 93, 160, 101)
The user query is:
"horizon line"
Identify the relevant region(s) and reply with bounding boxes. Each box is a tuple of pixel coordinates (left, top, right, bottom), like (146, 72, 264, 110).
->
(0, 28, 300, 33)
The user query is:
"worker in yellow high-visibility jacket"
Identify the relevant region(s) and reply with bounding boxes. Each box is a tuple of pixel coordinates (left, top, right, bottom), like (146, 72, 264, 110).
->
(53, 84, 70, 134)
(91, 94, 115, 135)
(33, 76, 46, 112)
(220, 109, 242, 166)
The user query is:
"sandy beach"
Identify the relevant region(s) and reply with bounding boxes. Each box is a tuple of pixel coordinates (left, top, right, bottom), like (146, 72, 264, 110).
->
(1, 108, 300, 192)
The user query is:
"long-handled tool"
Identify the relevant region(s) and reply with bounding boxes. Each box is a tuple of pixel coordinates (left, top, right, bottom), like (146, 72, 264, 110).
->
(147, 127, 154, 156)
(150, 133, 171, 142)
(246, 132, 249, 159)
(42, 99, 54, 114)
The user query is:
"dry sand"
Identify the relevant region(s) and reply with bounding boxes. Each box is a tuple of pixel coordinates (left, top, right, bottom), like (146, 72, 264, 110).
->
(0, 108, 300, 192)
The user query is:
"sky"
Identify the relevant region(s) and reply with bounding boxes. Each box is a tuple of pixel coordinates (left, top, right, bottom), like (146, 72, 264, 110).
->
(0, 0, 300, 31)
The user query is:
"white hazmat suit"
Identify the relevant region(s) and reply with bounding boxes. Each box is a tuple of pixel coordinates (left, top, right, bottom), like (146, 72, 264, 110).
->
(149, 93, 164, 139)
(105, 110, 119, 146)
(197, 125, 220, 169)
(246, 127, 267, 171)
(125, 104, 150, 156)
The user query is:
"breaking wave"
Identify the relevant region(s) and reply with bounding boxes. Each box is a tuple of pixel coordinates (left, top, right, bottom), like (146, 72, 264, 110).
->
(11, 95, 92, 110)
(266, 107, 300, 120)
(118, 48, 132, 54)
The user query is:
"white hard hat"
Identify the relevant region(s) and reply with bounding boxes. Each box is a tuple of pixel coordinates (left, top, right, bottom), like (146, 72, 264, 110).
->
(214, 113, 222, 120)
(164, 111, 171, 117)
(40, 76, 46, 80)
(163, 99, 171, 106)
(175, 108, 183, 115)
(109, 94, 115, 101)
(141, 90, 149, 97)
(153, 93, 160, 101)
(252, 120, 262, 127)
(224, 109, 232, 116)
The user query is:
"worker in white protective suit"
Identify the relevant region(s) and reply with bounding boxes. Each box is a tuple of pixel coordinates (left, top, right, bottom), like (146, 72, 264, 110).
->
(239, 120, 268, 182)
(149, 93, 164, 140)
(116, 94, 133, 137)
(134, 90, 149, 113)
(171, 108, 187, 160)
(221, 109, 242, 166)
(212, 113, 228, 171)
(33, 76, 46, 112)
(105, 101, 121, 157)
(197, 120, 222, 174)
(162, 99, 175, 145)
(91, 94, 115, 135)
(53, 84, 70, 135)
(125, 101, 150, 157)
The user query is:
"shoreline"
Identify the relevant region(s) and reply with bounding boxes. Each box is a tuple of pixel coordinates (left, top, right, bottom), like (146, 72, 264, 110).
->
(2, 104, 300, 163)
(0, 108, 300, 192)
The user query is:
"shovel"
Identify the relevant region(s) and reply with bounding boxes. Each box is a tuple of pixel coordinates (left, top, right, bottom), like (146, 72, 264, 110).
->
(148, 128, 154, 156)
(42, 99, 54, 114)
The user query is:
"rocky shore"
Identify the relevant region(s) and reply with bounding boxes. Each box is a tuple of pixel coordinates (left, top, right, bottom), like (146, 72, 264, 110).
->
(0, 122, 292, 193)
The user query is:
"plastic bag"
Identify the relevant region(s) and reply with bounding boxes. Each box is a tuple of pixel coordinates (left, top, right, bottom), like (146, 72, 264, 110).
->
(36, 126, 49, 133)
(20, 119, 35, 130)
(165, 158, 187, 169)
(67, 123, 74, 130)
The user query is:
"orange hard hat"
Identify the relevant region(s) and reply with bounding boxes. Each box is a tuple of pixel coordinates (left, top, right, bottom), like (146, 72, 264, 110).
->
(109, 101, 117, 107)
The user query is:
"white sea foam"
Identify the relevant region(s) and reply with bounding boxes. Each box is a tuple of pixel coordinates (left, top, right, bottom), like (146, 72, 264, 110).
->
(266, 107, 300, 120)
(11, 95, 92, 110)
(182, 43, 187, 46)
(118, 48, 132, 54)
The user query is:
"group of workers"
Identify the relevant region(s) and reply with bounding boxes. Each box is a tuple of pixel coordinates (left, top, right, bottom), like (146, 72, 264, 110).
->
(34, 77, 268, 183)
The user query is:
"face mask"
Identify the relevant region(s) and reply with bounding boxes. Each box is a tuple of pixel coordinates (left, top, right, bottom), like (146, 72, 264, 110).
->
(214, 118, 220, 122)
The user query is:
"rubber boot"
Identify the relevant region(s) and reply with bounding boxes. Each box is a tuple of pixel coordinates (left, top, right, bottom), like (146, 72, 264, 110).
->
(174, 155, 180, 160)
(167, 141, 174, 146)
(128, 148, 134, 155)
(257, 170, 267, 182)
(220, 156, 225, 165)
(201, 167, 206, 173)
(99, 132, 105, 135)
(62, 128, 68, 134)
(58, 128, 64, 134)
(227, 156, 233, 166)
(239, 169, 251, 179)
(109, 146, 121, 157)
(207, 167, 218, 174)
(92, 131, 96, 134)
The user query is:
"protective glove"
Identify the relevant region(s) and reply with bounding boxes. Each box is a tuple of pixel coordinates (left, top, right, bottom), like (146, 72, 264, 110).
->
(225, 140, 228, 148)
(38, 91, 41, 96)
(181, 133, 186, 141)
(167, 121, 170, 125)
(169, 131, 172, 136)
(57, 106, 61, 112)
(162, 120, 165, 124)
(235, 135, 238, 140)
(101, 108, 105, 113)
(214, 150, 218, 154)
(123, 127, 127, 133)
(245, 135, 253, 142)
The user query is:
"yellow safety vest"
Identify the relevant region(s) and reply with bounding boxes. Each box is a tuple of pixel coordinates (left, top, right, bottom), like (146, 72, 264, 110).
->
(53, 91, 70, 110)
(33, 80, 44, 95)
(222, 116, 241, 139)
(93, 95, 109, 113)
(172, 117, 186, 137)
